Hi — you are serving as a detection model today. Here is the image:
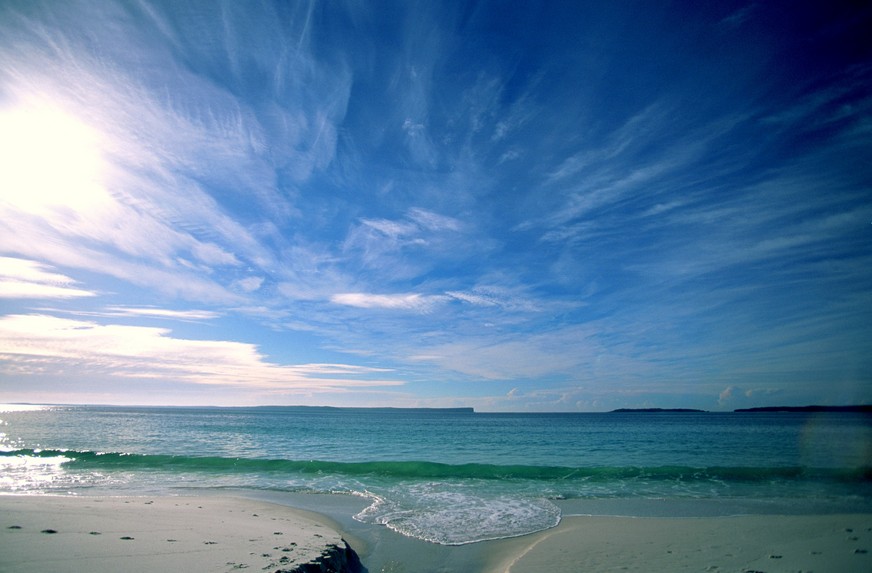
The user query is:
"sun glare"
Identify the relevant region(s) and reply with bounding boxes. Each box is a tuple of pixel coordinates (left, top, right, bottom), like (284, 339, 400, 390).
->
(0, 105, 109, 215)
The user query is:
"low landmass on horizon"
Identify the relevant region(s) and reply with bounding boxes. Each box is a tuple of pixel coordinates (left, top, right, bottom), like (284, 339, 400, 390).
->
(612, 405, 872, 414)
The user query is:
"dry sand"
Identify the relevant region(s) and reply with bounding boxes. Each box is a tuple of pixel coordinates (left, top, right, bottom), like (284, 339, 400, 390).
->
(491, 513, 872, 573)
(0, 494, 356, 573)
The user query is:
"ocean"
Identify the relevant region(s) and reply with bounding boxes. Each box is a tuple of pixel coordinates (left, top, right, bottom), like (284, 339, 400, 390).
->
(1, 404, 871, 547)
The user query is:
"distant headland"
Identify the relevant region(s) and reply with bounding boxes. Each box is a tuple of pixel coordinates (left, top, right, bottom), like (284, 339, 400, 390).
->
(610, 405, 872, 414)
(733, 405, 872, 413)
(256, 405, 476, 414)
(610, 408, 707, 413)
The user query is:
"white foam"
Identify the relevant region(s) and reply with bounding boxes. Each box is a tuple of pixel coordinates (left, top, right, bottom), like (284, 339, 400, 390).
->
(354, 481, 561, 545)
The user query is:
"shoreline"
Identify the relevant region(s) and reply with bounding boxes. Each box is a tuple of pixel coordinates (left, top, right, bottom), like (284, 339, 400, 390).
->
(0, 494, 361, 573)
(489, 513, 872, 573)
(2, 493, 872, 573)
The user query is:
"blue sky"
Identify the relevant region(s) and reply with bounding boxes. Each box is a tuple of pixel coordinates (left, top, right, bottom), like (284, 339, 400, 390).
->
(0, 1, 870, 411)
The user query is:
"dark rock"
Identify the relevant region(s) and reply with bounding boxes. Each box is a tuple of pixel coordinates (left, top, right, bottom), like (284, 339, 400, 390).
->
(274, 540, 364, 573)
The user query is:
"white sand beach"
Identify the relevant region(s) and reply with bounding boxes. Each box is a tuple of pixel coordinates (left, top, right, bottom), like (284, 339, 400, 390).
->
(0, 495, 357, 573)
(492, 513, 872, 573)
(3, 494, 872, 573)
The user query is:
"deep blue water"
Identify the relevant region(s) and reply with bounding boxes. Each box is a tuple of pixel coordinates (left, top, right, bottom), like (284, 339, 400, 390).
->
(1, 405, 870, 544)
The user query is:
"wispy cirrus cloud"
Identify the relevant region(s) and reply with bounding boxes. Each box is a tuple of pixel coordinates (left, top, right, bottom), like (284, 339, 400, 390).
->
(0, 0, 348, 304)
(98, 306, 222, 322)
(1, 2, 868, 409)
(331, 292, 447, 312)
(341, 208, 467, 280)
(0, 257, 96, 299)
(0, 314, 401, 392)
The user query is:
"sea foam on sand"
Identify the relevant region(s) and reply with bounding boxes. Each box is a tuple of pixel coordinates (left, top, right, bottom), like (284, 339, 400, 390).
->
(0, 495, 359, 573)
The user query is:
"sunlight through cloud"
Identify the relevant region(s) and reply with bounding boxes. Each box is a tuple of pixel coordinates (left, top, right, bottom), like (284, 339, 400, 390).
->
(0, 104, 109, 216)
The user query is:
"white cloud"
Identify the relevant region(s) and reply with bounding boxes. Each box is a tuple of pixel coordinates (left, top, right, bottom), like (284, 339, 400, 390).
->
(190, 242, 241, 267)
(101, 306, 221, 321)
(331, 292, 447, 311)
(0, 314, 401, 391)
(0, 98, 252, 302)
(360, 218, 420, 240)
(341, 208, 469, 281)
(445, 291, 499, 307)
(0, 2, 354, 303)
(445, 286, 545, 312)
(0, 257, 95, 299)
(234, 276, 265, 293)
(407, 208, 462, 232)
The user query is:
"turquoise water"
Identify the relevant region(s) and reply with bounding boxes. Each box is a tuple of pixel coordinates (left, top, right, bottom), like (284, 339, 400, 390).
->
(1, 405, 870, 544)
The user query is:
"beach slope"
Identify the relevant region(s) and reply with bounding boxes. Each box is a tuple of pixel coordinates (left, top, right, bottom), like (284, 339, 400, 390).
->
(0, 495, 359, 573)
(494, 514, 872, 573)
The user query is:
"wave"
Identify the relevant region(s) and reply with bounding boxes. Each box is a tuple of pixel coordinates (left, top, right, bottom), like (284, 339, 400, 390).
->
(3, 448, 870, 483)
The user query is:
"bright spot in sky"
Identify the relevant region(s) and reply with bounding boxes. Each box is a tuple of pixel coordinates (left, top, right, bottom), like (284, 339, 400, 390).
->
(0, 104, 108, 215)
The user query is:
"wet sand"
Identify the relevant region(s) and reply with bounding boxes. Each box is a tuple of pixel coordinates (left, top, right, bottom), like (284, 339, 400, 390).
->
(489, 513, 872, 573)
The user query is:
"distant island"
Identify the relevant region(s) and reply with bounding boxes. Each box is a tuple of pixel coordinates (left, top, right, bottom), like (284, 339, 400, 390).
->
(610, 408, 708, 413)
(255, 405, 476, 413)
(608, 405, 871, 414)
(734, 405, 872, 413)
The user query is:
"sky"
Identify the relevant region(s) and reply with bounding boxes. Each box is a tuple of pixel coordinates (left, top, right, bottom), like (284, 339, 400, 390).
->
(0, 0, 870, 412)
